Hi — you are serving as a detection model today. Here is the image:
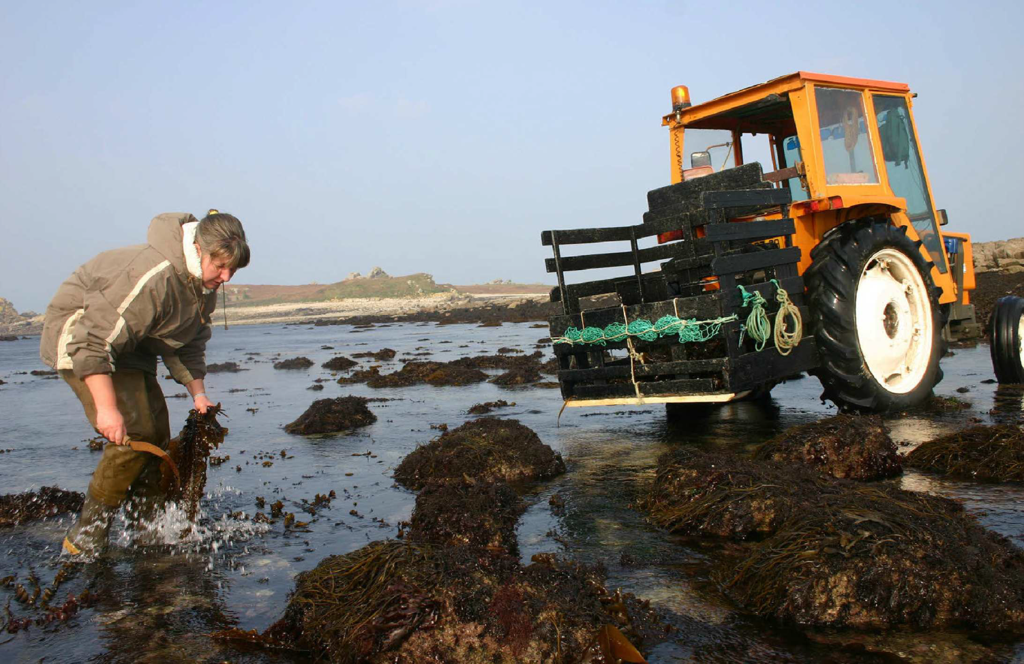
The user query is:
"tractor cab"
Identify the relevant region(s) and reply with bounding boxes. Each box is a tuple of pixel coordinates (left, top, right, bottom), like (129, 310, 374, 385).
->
(662, 73, 956, 296)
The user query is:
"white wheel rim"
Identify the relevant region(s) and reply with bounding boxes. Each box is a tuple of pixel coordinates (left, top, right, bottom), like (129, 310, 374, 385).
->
(855, 248, 933, 394)
(1018, 314, 1024, 368)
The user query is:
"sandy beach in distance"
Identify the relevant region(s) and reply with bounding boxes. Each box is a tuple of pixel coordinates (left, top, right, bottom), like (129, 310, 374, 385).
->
(219, 291, 551, 326)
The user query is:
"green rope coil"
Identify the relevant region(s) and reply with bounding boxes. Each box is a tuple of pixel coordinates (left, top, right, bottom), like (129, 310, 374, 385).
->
(552, 313, 737, 347)
(738, 285, 771, 352)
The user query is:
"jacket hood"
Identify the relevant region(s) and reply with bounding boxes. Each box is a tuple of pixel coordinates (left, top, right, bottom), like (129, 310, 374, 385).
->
(147, 213, 199, 277)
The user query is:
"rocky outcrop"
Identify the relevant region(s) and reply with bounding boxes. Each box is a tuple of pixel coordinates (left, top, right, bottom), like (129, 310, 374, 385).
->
(973, 238, 1024, 274)
(0, 297, 42, 336)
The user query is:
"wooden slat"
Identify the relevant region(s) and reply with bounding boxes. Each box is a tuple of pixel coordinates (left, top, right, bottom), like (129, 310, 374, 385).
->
(646, 162, 766, 211)
(545, 241, 689, 273)
(720, 275, 805, 309)
(704, 218, 794, 243)
(711, 246, 801, 275)
(556, 358, 728, 382)
(701, 188, 792, 210)
(728, 338, 819, 391)
(572, 378, 718, 400)
(549, 273, 667, 303)
(541, 226, 637, 246)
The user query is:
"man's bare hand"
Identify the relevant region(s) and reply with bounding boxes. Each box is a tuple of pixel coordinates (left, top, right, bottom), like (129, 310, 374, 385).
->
(95, 405, 127, 445)
(194, 394, 215, 414)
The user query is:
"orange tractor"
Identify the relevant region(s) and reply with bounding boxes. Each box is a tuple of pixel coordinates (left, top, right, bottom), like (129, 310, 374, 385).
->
(543, 72, 1022, 413)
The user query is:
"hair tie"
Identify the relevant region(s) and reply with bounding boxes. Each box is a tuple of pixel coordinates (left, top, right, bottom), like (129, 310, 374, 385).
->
(207, 208, 219, 216)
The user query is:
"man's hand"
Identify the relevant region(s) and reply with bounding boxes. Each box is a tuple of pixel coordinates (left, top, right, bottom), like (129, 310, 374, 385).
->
(194, 393, 215, 414)
(95, 405, 128, 445)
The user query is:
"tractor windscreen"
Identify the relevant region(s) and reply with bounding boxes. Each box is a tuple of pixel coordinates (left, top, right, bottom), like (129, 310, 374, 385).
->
(872, 94, 947, 273)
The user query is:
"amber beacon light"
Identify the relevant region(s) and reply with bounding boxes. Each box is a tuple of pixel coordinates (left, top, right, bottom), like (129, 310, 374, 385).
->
(671, 85, 691, 111)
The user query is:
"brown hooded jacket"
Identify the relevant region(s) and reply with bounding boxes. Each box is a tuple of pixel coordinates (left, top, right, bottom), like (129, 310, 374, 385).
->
(40, 213, 218, 384)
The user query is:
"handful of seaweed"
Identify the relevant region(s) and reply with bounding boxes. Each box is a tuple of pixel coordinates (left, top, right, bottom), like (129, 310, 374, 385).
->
(164, 405, 227, 521)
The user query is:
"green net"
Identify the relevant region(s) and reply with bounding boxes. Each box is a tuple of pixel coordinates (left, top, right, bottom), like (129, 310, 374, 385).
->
(551, 313, 738, 347)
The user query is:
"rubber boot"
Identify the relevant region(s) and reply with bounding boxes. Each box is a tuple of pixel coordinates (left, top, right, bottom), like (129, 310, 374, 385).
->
(63, 495, 115, 557)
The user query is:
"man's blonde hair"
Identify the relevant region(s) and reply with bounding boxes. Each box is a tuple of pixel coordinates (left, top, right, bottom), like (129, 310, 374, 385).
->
(197, 210, 250, 269)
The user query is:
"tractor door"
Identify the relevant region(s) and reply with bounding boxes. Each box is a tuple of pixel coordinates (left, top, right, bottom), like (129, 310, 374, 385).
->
(869, 94, 948, 273)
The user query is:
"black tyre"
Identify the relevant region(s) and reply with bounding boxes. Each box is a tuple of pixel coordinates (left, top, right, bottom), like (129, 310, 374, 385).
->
(804, 218, 945, 411)
(990, 296, 1024, 383)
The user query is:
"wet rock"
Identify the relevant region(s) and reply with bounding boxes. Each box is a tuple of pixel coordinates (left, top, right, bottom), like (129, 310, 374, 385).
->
(408, 481, 523, 554)
(642, 447, 1024, 631)
(337, 366, 383, 385)
(489, 365, 542, 386)
(366, 360, 487, 388)
(753, 414, 902, 480)
(308, 383, 325, 391)
(30, 369, 57, 376)
(720, 483, 1024, 631)
(206, 362, 246, 373)
(394, 418, 565, 490)
(322, 356, 357, 371)
(468, 400, 514, 415)
(237, 541, 656, 663)
(640, 448, 824, 540)
(274, 356, 315, 370)
(352, 348, 397, 361)
(0, 487, 84, 527)
(285, 396, 377, 435)
(905, 424, 1024, 482)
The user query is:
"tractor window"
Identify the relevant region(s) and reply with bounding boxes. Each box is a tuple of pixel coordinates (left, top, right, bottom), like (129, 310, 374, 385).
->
(814, 87, 879, 186)
(780, 135, 808, 201)
(873, 94, 947, 273)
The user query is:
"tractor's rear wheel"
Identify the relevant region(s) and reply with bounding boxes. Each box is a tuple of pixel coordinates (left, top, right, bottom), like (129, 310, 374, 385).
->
(990, 296, 1024, 383)
(805, 219, 945, 411)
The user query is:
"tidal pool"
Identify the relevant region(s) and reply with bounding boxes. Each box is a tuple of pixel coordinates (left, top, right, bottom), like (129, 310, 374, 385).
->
(1, 324, 1022, 662)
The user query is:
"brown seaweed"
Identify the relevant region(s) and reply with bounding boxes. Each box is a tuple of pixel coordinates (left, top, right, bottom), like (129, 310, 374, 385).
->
(165, 406, 227, 522)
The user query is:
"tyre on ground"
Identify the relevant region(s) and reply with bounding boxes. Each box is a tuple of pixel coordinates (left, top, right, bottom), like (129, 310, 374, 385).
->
(804, 218, 945, 411)
(990, 295, 1024, 383)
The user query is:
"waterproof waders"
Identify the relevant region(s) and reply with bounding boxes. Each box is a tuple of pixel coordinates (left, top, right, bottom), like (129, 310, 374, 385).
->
(61, 369, 171, 556)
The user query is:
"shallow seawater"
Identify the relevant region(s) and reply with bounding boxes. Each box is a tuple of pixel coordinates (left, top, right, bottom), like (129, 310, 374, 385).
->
(1, 325, 1022, 662)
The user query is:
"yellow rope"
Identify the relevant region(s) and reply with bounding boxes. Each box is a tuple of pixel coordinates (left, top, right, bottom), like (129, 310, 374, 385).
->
(771, 279, 802, 356)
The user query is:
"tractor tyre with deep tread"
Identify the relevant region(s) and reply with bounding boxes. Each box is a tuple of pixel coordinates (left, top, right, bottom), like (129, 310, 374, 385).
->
(990, 296, 1024, 383)
(804, 218, 945, 411)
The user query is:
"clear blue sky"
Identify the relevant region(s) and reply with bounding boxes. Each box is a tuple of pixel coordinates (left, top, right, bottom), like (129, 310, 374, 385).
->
(2, 0, 1022, 311)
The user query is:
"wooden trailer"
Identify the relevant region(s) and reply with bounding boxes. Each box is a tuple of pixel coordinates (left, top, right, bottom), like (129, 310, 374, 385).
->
(543, 163, 820, 408)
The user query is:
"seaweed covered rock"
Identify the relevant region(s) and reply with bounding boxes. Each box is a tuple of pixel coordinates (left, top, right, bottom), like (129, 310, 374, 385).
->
(642, 448, 1024, 630)
(233, 541, 655, 663)
(206, 361, 245, 373)
(468, 400, 513, 415)
(274, 356, 315, 370)
(394, 418, 565, 490)
(489, 365, 542, 386)
(285, 396, 377, 435)
(366, 360, 487, 388)
(719, 483, 1024, 630)
(322, 356, 358, 371)
(753, 414, 902, 480)
(0, 487, 84, 527)
(352, 348, 397, 361)
(408, 481, 523, 554)
(905, 424, 1024, 482)
(640, 448, 831, 540)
